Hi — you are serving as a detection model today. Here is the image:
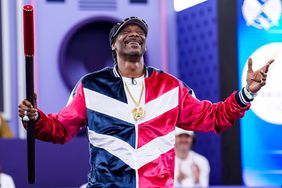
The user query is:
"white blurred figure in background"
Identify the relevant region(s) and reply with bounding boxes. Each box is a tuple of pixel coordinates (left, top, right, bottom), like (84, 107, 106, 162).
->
(174, 128, 210, 187)
(0, 166, 15, 188)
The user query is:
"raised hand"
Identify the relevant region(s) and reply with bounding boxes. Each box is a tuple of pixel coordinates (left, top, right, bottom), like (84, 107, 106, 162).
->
(177, 164, 187, 184)
(246, 58, 274, 94)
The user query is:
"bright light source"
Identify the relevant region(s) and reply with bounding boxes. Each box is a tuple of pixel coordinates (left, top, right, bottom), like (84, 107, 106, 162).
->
(174, 0, 208, 12)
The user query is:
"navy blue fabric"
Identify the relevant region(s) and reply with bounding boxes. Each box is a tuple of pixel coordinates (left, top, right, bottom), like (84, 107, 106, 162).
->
(87, 109, 135, 147)
(81, 67, 137, 187)
(87, 146, 136, 188)
(69, 77, 83, 97)
(81, 66, 172, 187)
(147, 66, 163, 75)
(241, 88, 253, 102)
(82, 67, 127, 103)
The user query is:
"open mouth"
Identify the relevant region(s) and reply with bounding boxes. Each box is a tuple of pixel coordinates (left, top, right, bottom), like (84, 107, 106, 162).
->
(125, 39, 143, 47)
(128, 41, 139, 45)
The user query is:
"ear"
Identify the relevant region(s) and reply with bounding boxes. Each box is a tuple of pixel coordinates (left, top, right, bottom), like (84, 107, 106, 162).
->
(111, 44, 116, 51)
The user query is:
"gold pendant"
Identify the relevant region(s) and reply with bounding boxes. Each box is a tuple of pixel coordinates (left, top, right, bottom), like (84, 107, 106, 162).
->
(132, 106, 145, 121)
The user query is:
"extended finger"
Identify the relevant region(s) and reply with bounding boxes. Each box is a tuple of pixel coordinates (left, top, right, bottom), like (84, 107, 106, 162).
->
(248, 58, 254, 73)
(263, 59, 274, 73)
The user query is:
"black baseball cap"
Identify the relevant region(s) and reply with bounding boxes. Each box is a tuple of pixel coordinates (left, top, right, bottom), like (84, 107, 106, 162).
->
(109, 16, 148, 46)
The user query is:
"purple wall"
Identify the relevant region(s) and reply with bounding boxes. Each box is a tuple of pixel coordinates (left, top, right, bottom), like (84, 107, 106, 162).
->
(0, 138, 89, 188)
(176, 0, 223, 185)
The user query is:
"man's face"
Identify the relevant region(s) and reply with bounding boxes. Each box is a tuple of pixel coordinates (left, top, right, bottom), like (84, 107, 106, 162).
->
(112, 24, 146, 58)
(175, 134, 193, 152)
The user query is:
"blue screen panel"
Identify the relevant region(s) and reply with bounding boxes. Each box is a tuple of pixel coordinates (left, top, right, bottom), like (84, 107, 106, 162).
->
(237, 0, 282, 186)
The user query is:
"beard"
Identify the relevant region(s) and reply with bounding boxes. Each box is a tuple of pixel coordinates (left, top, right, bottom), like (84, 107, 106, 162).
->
(123, 47, 145, 61)
(115, 42, 146, 62)
(127, 50, 143, 57)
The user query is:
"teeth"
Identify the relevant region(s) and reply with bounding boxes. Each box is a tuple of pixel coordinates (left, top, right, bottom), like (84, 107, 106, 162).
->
(128, 41, 140, 45)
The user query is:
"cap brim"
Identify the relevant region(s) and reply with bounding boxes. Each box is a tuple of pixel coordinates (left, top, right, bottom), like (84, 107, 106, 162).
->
(114, 18, 148, 38)
(175, 127, 194, 136)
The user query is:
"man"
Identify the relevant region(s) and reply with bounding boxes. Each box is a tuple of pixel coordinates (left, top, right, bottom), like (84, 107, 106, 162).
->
(18, 17, 273, 188)
(174, 128, 210, 187)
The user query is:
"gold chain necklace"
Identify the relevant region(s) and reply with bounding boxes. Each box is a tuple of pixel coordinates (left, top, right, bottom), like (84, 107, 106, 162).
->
(124, 81, 145, 121)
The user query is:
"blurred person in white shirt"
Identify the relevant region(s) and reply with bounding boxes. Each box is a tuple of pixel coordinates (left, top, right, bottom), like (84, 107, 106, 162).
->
(0, 166, 15, 188)
(174, 128, 210, 187)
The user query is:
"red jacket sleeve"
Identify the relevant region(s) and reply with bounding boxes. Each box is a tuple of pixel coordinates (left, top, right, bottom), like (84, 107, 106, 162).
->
(30, 82, 87, 144)
(177, 83, 250, 134)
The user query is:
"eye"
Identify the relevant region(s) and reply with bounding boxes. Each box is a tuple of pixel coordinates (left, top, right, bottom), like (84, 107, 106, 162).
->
(137, 30, 145, 36)
(120, 30, 130, 35)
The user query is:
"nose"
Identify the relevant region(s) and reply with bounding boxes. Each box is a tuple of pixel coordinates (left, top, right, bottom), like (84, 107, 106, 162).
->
(128, 30, 140, 38)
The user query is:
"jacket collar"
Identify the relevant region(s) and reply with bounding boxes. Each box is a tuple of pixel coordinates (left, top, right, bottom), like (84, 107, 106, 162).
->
(113, 64, 149, 78)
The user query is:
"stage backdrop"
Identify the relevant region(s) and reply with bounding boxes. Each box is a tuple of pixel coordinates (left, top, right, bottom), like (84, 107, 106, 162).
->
(176, 0, 222, 185)
(16, 0, 177, 138)
(238, 0, 282, 186)
(0, 0, 12, 121)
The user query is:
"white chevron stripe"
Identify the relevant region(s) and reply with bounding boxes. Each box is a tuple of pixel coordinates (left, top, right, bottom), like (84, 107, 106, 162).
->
(139, 87, 179, 124)
(88, 128, 175, 170)
(84, 87, 179, 125)
(88, 128, 136, 169)
(136, 130, 175, 169)
(85, 86, 179, 169)
(84, 88, 135, 124)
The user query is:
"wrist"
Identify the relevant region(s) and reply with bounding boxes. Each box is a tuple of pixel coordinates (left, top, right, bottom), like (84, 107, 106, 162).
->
(235, 88, 253, 107)
(245, 85, 258, 98)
